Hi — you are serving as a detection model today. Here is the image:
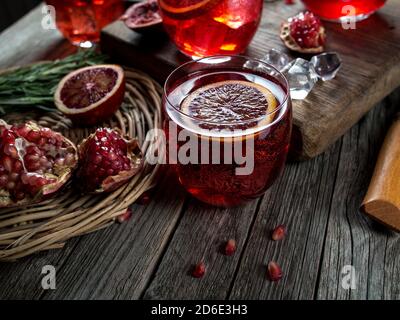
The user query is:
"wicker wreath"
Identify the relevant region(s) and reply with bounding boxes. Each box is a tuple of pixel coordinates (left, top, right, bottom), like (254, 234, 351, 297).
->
(0, 68, 163, 261)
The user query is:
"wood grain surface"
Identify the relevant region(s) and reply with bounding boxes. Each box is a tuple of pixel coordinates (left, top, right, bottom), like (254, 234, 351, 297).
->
(101, 0, 400, 160)
(0, 2, 399, 300)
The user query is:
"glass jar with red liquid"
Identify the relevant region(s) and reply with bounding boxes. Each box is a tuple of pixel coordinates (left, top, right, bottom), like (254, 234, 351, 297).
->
(163, 56, 292, 207)
(158, 0, 263, 58)
(301, 0, 387, 22)
(46, 0, 124, 47)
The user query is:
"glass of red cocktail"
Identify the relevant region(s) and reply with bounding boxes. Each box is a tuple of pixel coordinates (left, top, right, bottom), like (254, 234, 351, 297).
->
(158, 0, 263, 58)
(46, 0, 124, 47)
(163, 56, 292, 207)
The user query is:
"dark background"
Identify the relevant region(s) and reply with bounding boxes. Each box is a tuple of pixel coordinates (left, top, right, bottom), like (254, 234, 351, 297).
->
(0, 0, 41, 32)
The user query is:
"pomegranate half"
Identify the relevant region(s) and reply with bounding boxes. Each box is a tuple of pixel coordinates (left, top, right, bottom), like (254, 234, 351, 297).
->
(0, 120, 78, 208)
(76, 128, 143, 193)
(280, 11, 326, 54)
(122, 0, 163, 33)
(54, 65, 126, 126)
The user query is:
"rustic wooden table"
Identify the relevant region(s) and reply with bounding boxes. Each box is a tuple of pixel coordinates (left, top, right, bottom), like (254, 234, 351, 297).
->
(0, 4, 399, 300)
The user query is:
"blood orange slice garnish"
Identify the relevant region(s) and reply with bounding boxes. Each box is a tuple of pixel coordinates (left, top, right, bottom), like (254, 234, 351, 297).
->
(181, 80, 278, 131)
(54, 64, 125, 126)
(159, 0, 219, 19)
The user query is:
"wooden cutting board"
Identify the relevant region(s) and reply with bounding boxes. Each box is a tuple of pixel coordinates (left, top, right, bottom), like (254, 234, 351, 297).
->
(101, 0, 400, 160)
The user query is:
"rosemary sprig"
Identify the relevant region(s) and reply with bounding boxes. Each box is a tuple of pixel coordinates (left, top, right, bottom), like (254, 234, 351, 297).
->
(0, 50, 107, 114)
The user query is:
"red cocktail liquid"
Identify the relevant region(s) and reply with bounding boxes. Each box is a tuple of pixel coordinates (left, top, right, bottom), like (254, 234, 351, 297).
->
(158, 0, 263, 58)
(46, 0, 124, 46)
(302, 0, 386, 21)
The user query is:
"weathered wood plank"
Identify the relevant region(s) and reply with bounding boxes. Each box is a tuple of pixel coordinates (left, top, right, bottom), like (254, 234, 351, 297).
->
(317, 88, 400, 300)
(143, 198, 261, 300)
(41, 172, 187, 300)
(228, 135, 341, 299)
(0, 239, 79, 299)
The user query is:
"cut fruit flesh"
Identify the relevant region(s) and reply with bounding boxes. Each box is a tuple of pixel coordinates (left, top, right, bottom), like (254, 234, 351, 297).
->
(122, 0, 163, 32)
(54, 64, 125, 126)
(181, 80, 279, 129)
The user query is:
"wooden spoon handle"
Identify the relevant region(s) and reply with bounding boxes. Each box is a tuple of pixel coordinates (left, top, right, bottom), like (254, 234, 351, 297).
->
(361, 115, 400, 232)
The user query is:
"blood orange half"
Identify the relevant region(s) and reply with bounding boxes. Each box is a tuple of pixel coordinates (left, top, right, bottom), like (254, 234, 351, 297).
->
(159, 0, 220, 19)
(54, 65, 125, 126)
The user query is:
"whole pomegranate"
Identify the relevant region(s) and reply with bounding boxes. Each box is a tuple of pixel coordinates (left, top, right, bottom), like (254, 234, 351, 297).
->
(0, 120, 78, 207)
(76, 128, 142, 193)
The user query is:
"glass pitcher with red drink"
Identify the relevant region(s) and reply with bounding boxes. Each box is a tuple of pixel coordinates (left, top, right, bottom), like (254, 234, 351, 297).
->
(46, 0, 124, 47)
(158, 0, 263, 58)
(301, 0, 387, 21)
(163, 56, 292, 207)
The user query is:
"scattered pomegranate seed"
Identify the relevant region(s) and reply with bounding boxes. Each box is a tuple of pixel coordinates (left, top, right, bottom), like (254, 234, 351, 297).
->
(224, 239, 236, 256)
(285, 0, 295, 4)
(117, 208, 132, 223)
(192, 262, 206, 278)
(267, 261, 283, 282)
(271, 225, 286, 241)
(136, 191, 152, 205)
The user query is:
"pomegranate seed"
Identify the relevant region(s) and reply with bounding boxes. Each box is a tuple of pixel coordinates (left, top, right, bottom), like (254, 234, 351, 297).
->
(267, 261, 283, 282)
(285, 0, 295, 4)
(6, 181, 15, 190)
(4, 145, 18, 158)
(3, 156, 13, 172)
(192, 262, 206, 278)
(117, 208, 132, 223)
(136, 191, 152, 205)
(13, 161, 23, 172)
(27, 130, 40, 142)
(0, 175, 8, 187)
(224, 239, 236, 256)
(271, 225, 286, 241)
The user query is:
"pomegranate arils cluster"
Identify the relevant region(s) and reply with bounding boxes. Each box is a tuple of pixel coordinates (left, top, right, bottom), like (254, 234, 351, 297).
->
(76, 128, 142, 193)
(0, 120, 77, 207)
(280, 11, 326, 53)
(290, 12, 324, 48)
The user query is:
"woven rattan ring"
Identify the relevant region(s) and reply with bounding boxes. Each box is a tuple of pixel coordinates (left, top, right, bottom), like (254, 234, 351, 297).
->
(0, 68, 163, 261)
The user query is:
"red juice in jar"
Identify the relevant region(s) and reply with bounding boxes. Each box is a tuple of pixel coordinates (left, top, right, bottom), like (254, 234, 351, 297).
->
(301, 0, 387, 21)
(158, 0, 263, 58)
(163, 56, 292, 207)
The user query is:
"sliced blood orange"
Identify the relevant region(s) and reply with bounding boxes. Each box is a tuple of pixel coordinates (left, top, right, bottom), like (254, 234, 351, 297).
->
(54, 65, 125, 126)
(159, 0, 220, 19)
(181, 80, 278, 131)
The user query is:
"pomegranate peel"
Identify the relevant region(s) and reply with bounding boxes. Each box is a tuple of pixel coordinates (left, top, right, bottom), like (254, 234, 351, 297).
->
(54, 65, 126, 126)
(76, 128, 143, 194)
